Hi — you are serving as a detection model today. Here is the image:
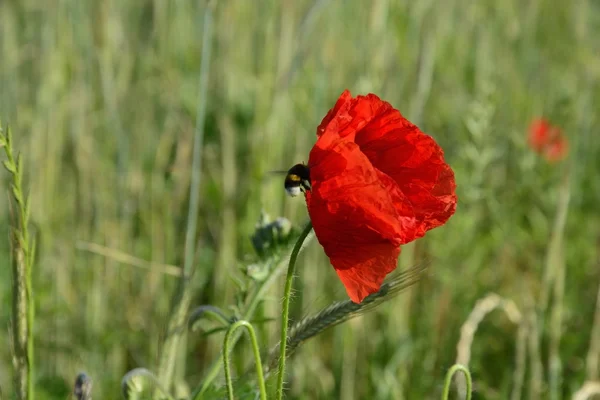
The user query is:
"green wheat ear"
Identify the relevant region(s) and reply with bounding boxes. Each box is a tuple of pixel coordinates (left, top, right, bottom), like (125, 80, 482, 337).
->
(264, 261, 430, 376)
(2, 122, 36, 400)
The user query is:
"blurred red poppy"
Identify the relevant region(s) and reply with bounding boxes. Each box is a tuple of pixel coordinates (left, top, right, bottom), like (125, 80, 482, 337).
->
(528, 118, 568, 162)
(285, 90, 457, 303)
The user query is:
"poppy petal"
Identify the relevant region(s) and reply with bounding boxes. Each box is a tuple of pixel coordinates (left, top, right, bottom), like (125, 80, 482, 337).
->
(529, 119, 551, 151)
(317, 92, 390, 142)
(316, 90, 353, 137)
(306, 136, 416, 302)
(305, 90, 458, 303)
(308, 136, 417, 244)
(356, 125, 457, 240)
(315, 91, 457, 242)
(527, 118, 569, 161)
(544, 136, 568, 162)
(332, 244, 401, 303)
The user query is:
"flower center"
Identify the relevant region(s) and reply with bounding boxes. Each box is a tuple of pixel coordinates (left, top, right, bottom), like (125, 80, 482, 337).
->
(284, 164, 311, 197)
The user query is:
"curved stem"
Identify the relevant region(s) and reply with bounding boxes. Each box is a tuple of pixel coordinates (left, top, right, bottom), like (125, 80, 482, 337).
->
(276, 222, 313, 400)
(441, 364, 473, 400)
(222, 320, 267, 400)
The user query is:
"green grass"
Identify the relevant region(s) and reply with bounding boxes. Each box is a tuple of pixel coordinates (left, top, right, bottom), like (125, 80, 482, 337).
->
(1, 0, 600, 399)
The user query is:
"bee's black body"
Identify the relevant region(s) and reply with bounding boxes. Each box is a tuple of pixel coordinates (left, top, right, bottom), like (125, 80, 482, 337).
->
(284, 164, 311, 196)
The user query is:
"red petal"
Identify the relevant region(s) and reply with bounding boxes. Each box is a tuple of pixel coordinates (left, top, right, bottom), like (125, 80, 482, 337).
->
(527, 118, 569, 161)
(529, 119, 551, 151)
(315, 91, 457, 242)
(544, 136, 569, 162)
(316, 90, 353, 137)
(306, 136, 416, 302)
(307, 90, 458, 302)
(356, 122, 457, 240)
(317, 92, 389, 142)
(332, 244, 401, 303)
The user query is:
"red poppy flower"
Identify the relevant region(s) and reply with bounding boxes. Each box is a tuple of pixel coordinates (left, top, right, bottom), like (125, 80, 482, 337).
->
(285, 90, 457, 303)
(528, 118, 568, 162)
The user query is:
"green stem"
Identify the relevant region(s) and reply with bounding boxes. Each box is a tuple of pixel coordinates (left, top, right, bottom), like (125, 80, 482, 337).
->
(276, 222, 313, 400)
(222, 320, 267, 400)
(441, 364, 472, 400)
(193, 276, 279, 398)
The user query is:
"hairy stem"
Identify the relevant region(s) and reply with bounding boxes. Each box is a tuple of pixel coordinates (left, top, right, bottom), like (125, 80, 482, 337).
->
(276, 222, 313, 400)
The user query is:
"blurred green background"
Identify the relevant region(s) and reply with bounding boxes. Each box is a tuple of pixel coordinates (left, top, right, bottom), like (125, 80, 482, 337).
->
(1, 0, 600, 399)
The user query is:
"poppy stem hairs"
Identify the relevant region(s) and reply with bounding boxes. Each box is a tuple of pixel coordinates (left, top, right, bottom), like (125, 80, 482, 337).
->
(276, 221, 314, 400)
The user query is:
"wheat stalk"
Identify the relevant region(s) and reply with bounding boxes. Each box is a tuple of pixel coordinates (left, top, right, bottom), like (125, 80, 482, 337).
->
(2, 123, 36, 400)
(264, 262, 429, 376)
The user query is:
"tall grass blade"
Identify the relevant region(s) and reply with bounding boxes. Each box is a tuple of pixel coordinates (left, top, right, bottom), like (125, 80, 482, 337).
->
(157, 1, 215, 390)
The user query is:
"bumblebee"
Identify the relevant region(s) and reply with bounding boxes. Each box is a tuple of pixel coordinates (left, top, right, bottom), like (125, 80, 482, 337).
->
(284, 164, 311, 197)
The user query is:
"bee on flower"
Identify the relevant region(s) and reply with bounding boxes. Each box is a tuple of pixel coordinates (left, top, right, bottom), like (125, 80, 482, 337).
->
(285, 90, 457, 303)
